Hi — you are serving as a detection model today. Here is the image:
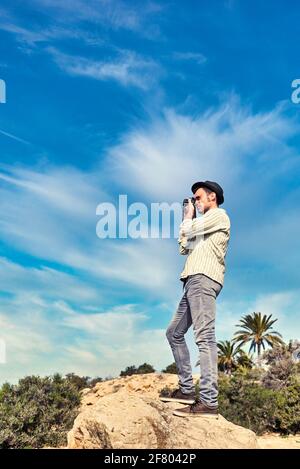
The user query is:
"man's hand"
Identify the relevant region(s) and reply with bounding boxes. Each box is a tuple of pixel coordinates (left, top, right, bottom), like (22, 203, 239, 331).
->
(184, 198, 195, 220)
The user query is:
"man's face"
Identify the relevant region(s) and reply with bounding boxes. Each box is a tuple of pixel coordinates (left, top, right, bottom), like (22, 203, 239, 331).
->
(193, 188, 214, 214)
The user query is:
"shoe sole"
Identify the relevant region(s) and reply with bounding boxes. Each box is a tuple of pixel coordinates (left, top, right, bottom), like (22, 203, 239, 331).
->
(159, 397, 196, 405)
(173, 409, 219, 418)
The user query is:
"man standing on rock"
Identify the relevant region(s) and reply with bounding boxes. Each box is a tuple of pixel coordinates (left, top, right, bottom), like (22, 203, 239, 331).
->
(160, 181, 231, 418)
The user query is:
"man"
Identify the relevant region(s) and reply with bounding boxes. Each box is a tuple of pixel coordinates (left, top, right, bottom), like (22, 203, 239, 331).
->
(160, 181, 230, 418)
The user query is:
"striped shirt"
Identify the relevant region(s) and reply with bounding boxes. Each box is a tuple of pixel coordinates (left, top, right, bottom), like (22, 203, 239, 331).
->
(178, 207, 231, 286)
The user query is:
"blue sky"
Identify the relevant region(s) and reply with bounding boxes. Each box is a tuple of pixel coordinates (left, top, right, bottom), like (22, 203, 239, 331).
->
(0, 0, 300, 384)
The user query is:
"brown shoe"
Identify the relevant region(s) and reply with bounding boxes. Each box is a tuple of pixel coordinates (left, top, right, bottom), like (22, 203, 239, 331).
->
(159, 388, 196, 405)
(173, 399, 219, 418)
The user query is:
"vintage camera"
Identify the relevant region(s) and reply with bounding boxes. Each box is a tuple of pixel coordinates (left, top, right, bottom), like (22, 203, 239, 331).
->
(182, 197, 196, 219)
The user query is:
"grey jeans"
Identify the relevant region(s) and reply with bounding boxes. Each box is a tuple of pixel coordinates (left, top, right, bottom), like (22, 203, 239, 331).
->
(166, 273, 222, 408)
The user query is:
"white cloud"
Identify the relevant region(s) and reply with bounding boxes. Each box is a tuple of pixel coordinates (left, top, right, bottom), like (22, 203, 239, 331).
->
(0, 161, 181, 298)
(216, 290, 300, 346)
(104, 97, 299, 201)
(0, 1, 163, 51)
(0, 297, 171, 384)
(48, 47, 162, 90)
(0, 17, 105, 49)
(0, 163, 104, 218)
(29, 0, 163, 34)
(58, 301, 172, 378)
(173, 51, 207, 65)
(0, 22, 46, 46)
(2, 285, 298, 384)
(250, 291, 300, 342)
(0, 3, 164, 88)
(0, 257, 100, 304)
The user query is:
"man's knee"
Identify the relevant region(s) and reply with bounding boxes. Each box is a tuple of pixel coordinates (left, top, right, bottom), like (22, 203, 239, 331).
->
(166, 326, 174, 343)
(166, 326, 184, 343)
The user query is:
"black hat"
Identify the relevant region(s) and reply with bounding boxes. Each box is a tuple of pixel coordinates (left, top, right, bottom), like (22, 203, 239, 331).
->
(191, 180, 224, 205)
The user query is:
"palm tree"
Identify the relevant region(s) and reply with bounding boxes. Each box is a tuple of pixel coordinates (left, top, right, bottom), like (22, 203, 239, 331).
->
(236, 350, 254, 369)
(217, 340, 242, 375)
(233, 312, 284, 357)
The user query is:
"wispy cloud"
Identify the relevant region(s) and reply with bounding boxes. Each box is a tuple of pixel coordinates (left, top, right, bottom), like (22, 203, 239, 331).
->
(0, 22, 45, 46)
(0, 1, 163, 52)
(216, 291, 300, 345)
(105, 96, 298, 201)
(0, 18, 105, 48)
(0, 162, 180, 296)
(0, 129, 31, 145)
(48, 46, 162, 90)
(0, 295, 170, 383)
(29, 0, 163, 35)
(173, 51, 207, 65)
(0, 3, 164, 89)
(0, 21, 102, 51)
(0, 257, 100, 304)
(2, 283, 298, 385)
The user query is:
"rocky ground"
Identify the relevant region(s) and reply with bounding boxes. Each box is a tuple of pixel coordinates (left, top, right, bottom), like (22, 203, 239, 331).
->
(63, 373, 300, 449)
(257, 433, 300, 449)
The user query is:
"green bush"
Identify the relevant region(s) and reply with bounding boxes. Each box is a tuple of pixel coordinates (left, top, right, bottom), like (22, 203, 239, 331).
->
(273, 378, 300, 434)
(65, 373, 90, 391)
(161, 362, 178, 374)
(0, 374, 81, 449)
(218, 369, 300, 435)
(120, 363, 155, 376)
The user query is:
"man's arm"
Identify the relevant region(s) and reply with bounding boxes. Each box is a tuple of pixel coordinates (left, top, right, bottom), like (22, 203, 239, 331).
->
(178, 236, 190, 255)
(180, 209, 230, 241)
(178, 231, 197, 255)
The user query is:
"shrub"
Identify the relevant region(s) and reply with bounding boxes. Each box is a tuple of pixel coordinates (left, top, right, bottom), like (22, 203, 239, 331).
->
(161, 363, 178, 374)
(120, 363, 155, 377)
(88, 376, 103, 387)
(120, 366, 138, 376)
(65, 373, 90, 391)
(137, 363, 155, 374)
(218, 369, 300, 435)
(262, 359, 298, 390)
(273, 378, 300, 434)
(0, 374, 80, 449)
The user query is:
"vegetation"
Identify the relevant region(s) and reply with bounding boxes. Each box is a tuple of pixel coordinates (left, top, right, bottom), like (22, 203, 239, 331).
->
(161, 362, 178, 374)
(233, 312, 284, 356)
(0, 374, 81, 449)
(1, 312, 299, 447)
(217, 340, 242, 375)
(120, 362, 155, 376)
(217, 341, 254, 374)
(219, 362, 300, 435)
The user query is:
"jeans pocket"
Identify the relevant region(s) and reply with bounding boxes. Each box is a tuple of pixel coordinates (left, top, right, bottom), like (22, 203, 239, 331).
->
(202, 275, 222, 297)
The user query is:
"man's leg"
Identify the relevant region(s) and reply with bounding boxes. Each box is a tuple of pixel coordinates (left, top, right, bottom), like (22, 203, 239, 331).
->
(166, 291, 195, 394)
(186, 274, 222, 408)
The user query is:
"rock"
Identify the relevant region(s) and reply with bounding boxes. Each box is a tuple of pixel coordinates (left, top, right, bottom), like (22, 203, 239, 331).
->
(67, 373, 258, 449)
